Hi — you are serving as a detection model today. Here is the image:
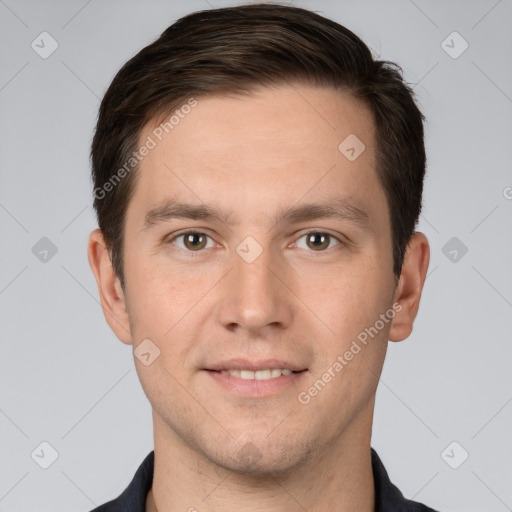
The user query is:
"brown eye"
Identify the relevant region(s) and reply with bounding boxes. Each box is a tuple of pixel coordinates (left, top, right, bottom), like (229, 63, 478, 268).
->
(172, 231, 213, 252)
(183, 232, 207, 250)
(295, 232, 340, 252)
(306, 233, 329, 251)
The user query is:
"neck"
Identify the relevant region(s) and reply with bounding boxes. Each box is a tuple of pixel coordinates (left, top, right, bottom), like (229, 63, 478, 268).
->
(146, 401, 375, 512)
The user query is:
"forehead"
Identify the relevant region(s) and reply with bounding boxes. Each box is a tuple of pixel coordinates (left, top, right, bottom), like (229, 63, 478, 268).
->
(153, 84, 376, 162)
(128, 83, 386, 229)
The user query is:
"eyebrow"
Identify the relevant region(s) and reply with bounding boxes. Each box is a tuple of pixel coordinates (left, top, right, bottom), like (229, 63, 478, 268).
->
(141, 196, 371, 232)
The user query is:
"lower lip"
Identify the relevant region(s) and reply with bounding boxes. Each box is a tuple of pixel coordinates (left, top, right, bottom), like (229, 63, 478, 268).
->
(205, 370, 307, 397)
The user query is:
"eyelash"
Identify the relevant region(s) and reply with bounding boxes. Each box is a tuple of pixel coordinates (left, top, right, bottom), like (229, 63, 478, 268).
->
(167, 230, 343, 256)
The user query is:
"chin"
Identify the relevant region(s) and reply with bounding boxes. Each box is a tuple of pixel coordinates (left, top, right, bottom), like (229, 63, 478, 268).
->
(205, 437, 314, 477)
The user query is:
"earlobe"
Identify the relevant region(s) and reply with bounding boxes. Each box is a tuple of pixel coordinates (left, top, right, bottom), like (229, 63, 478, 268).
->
(87, 228, 133, 345)
(388, 232, 430, 342)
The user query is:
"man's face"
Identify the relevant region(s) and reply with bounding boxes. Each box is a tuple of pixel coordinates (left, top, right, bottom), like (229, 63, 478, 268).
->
(119, 83, 397, 473)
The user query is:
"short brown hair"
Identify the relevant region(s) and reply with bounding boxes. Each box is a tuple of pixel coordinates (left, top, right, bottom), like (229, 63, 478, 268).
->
(91, 3, 426, 290)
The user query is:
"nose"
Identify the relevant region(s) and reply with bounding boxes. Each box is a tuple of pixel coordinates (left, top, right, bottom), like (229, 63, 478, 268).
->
(216, 241, 295, 335)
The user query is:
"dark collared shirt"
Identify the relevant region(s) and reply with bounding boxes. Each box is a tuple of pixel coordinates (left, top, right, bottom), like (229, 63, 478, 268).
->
(89, 448, 439, 511)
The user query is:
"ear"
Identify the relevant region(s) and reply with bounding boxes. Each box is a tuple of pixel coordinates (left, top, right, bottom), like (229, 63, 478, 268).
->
(87, 228, 133, 345)
(388, 231, 430, 342)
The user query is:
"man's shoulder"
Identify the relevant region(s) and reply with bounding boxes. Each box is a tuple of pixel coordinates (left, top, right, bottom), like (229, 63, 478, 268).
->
(400, 497, 440, 512)
(88, 499, 117, 512)
(87, 450, 155, 512)
(371, 447, 440, 512)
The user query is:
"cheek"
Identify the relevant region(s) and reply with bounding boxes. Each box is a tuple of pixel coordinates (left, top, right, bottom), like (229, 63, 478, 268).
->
(299, 265, 391, 417)
(124, 253, 214, 372)
(124, 250, 200, 329)
(307, 257, 390, 339)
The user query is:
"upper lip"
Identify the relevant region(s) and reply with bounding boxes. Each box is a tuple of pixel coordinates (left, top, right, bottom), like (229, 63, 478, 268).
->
(206, 359, 307, 372)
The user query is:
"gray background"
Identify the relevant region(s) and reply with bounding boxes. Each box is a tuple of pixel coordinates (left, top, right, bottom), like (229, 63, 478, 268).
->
(1, 0, 511, 511)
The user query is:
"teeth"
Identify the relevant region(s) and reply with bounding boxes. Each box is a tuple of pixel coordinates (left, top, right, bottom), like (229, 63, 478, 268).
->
(220, 368, 294, 380)
(241, 370, 254, 380)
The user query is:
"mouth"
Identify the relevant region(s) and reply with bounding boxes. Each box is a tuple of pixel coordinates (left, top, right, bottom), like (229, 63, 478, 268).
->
(205, 358, 307, 378)
(206, 368, 307, 381)
(204, 361, 308, 397)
